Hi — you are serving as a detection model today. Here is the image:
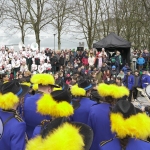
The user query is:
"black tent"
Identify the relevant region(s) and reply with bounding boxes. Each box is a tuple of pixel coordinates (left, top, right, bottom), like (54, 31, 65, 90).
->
(93, 32, 131, 65)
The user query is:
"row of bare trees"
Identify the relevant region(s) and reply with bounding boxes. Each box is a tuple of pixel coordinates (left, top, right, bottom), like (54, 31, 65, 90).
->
(0, 0, 149, 50)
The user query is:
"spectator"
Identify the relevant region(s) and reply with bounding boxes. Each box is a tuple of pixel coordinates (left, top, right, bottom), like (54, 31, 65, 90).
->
(50, 53, 58, 74)
(123, 70, 135, 102)
(82, 53, 89, 68)
(122, 63, 130, 75)
(142, 49, 149, 69)
(137, 54, 145, 71)
(117, 70, 125, 80)
(101, 62, 109, 73)
(88, 52, 95, 69)
(115, 77, 123, 86)
(111, 65, 117, 78)
(115, 51, 122, 72)
(131, 50, 138, 71)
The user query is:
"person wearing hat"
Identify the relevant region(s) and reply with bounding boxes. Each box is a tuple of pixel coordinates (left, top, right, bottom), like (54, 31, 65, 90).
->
(123, 69, 135, 102)
(70, 79, 96, 124)
(87, 83, 129, 150)
(26, 117, 93, 150)
(32, 89, 80, 138)
(0, 80, 30, 150)
(99, 100, 150, 150)
(23, 74, 59, 139)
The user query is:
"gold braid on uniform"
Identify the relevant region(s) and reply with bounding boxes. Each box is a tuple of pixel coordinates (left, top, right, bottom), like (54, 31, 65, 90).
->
(14, 111, 28, 143)
(41, 120, 51, 126)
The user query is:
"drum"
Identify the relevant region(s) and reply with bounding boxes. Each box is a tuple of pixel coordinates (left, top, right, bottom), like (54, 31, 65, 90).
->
(145, 84, 150, 98)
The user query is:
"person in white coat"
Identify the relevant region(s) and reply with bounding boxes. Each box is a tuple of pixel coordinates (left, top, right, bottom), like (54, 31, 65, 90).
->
(31, 59, 37, 74)
(20, 58, 28, 73)
(88, 52, 95, 69)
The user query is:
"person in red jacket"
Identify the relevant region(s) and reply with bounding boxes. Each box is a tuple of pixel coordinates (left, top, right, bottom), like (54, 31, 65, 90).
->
(82, 53, 89, 68)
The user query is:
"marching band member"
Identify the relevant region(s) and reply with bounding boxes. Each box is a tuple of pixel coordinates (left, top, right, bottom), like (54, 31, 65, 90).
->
(34, 50, 40, 65)
(99, 100, 150, 150)
(12, 56, 20, 78)
(88, 83, 129, 150)
(70, 79, 96, 124)
(20, 58, 28, 73)
(23, 74, 59, 139)
(31, 59, 37, 74)
(0, 80, 30, 150)
(4, 60, 12, 73)
(25, 48, 33, 71)
(46, 61, 52, 73)
(0, 65, 5, 74)
(38, 60, 45, 73)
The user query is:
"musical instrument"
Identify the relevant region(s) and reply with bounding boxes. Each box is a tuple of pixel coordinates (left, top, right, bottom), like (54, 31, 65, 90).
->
(18, 42, 25, 50)
(145, 84, 150, 98)
(31, 42, 38, 51)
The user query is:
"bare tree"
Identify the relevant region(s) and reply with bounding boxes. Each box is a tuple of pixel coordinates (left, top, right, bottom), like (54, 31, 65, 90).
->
(24, 0, 55, 49)
(71, 0, 101, 49)
(4, 0, 28, 44)
(50, 0, 71, 50)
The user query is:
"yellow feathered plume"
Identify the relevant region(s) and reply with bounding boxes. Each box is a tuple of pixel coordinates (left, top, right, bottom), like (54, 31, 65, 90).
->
(110, 113, 150, 140)
(0, 92, 19, 110)
(31, 74, 55, 85)
(32, 84, 38, 91)
(26, 123, 85, 150)
(21, 82, 38, 91)
(26, 136, 42, 150)
(43, 122, 84, 150)
(97, 83, 129, 99)
(53, 86, 62, 91)
(21, 82, 31, 87)
(36, 94, 74, 117)
(70, 84, 86, 96)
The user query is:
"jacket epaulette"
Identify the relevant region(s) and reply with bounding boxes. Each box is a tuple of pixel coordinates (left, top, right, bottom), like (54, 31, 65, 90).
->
(100, 138, 113, 146)
(14, 115, 24, 122)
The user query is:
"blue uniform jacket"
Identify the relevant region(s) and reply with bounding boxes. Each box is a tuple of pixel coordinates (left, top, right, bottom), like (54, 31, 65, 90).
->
(0, 109, 26, 150)
(123, 75, 135, 90)
(87, 103, 115, 150)
(139, 74, 150, 89)
(99, 138, 150, 150)
(32, 125, 42, 138)
(71, 97, 96, 124)
(23, 93, 50, 139)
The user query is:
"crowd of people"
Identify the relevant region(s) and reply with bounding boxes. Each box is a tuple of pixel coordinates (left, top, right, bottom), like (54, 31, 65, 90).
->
(0, 47, 150, 150)
(0, 47, 150, 102)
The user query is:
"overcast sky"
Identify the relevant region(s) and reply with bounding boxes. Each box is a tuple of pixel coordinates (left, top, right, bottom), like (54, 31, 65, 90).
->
(0, 26, 88, 50)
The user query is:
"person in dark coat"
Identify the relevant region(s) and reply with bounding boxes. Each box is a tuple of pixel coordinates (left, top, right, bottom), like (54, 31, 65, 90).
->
(50, 53, 58, 74)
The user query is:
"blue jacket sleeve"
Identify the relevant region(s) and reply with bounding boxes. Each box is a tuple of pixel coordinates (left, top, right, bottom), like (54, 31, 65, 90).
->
(10, 122, 26, 150)
(143, 58, 145, 64)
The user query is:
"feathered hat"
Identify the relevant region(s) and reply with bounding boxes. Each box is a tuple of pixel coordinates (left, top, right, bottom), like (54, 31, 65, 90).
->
(110, 100, 150, 140)
(97, 83, 129, 99)
(30, 74, 59, 88)
(0, 80, 30, 110)
(36, 90, 80, 117)
(53, 78, 69, 91)
(70, 79, 93, 97)
(26, 117, 93, 150)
